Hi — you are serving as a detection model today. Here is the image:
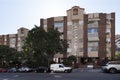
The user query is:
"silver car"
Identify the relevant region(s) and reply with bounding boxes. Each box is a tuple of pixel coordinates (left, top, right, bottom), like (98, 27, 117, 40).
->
(18, 67, 33, 72)
(101, 61, 120, 73)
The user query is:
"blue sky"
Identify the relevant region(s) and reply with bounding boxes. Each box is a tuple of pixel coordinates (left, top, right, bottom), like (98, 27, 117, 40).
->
(0, 0, 119, 34)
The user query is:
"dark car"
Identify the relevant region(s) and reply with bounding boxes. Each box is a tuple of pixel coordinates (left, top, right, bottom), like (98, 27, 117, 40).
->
(7, 67, 18, 73)
(34, 66, 51, 73)
(0, 68, 7, 73)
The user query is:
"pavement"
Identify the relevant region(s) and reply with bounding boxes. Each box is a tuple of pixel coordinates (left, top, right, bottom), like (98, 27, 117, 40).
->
(73, 68, 102, 72)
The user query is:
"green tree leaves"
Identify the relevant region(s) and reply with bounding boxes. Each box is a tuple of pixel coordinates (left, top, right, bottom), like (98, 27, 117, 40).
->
(23, 25, 68, 67)
(115, 52, 120, 59)
(0, 45, 18, 67)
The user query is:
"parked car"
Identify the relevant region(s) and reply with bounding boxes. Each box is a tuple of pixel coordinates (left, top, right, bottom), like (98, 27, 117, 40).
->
(7, 67, 18, 73)
(18, 66, 33, 72)
(50, 64, 72, 73)
(101, 60, 120, 73)
(0, 68, 7, 73)
(34, 66, 51, 73)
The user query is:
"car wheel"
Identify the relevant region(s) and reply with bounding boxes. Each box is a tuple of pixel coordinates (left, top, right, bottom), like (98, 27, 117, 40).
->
(109, 68, 116, 73)
(64, 70, 68, 73)
(51, 70, 54, 73)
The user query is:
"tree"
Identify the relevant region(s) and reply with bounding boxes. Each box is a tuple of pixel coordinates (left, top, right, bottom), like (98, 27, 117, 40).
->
(60, 39, 68, 58)
(45, 28, 62, 64)
(0, 45, 18, 67)
(63, 55, 77, 67)
(23, 26, 68, 67)
(115, 51, 120, 60)
(23, 25, 47, 67)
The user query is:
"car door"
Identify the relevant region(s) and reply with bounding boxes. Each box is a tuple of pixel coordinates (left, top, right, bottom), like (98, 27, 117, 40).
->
(57, 64, 65, 72)
(116, 61, 120, 70)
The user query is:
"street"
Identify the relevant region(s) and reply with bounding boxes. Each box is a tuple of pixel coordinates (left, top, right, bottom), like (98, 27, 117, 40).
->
(0, 68, 120, 80)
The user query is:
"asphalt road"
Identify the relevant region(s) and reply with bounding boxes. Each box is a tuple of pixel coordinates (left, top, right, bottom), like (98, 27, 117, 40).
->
(0, 68, 120, 80)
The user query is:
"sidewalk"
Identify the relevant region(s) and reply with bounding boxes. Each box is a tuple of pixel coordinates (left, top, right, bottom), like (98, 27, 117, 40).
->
(74, 68, 101, 72)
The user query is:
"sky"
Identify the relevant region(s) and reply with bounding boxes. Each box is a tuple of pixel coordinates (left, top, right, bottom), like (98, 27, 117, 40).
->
(0, 0, 120, 35)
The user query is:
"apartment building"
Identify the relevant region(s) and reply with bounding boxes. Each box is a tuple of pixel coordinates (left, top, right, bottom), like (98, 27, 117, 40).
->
(40, 6, 115, 63)
(0, 27, 29, 51)
(115, 35, 120, 50)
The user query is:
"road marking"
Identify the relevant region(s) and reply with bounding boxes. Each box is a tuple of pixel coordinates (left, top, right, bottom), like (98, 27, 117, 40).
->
(3, 79, 9, 80)
(14, 75, 19, 77)
(54, 75, 62, 78)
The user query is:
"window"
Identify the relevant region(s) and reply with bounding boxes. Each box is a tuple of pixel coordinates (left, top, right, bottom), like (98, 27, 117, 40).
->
(88, 41, 98, 52)
(4, 36, 7, 41)
(73, 8, 78, 15)
(67, 48, 72, 53)
(10, 38, 16, 48)
(59, 65, 64, 68)
(44, 25, 47, 28)
(88, 28, 98, 34)
(106, 28, 111, 33)
(80, 48, 83, 52)
(106, 20, 111, 25)
(54, 21, 64, 32)
(106, 38, 111, 43)
(10, 38, 16, 44)
(88, 46, 98, 52)
(106, 14, 111, 20)
(88, 21, 94, 24)
(10, 44, 15, 48)
(54, 21, 64, 28)
(88, 42, 98, 46)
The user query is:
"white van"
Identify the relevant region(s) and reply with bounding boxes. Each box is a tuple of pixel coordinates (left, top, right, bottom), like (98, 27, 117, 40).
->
(50, 64, 72, 73)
